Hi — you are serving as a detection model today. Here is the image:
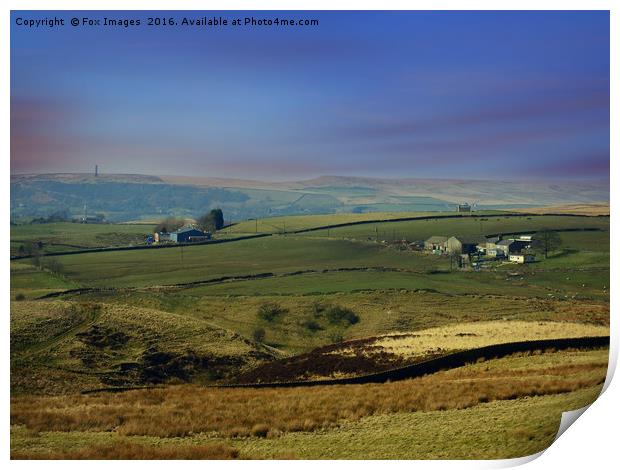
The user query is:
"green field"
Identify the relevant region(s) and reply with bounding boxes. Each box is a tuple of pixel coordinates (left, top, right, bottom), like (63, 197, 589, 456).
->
(11, 222, 152, 256)
(30, 237, 444, 288)
(223, 211, 460, 234)
(304, 214, 609, 241)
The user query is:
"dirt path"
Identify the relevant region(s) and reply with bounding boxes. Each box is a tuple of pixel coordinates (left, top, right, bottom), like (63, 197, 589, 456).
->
(14, 304, 102, 360)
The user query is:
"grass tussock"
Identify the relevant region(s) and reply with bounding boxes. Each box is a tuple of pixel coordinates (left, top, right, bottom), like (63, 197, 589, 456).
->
(11, 350, 607, 439)
(11, 441, 240, 460)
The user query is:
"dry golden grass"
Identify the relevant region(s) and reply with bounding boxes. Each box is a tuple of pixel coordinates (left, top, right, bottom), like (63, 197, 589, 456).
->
(11, 349, 607, 439)
(518, 203, 609, 216)
(11, 441, 239, 459)
(355, 321, 609, 360)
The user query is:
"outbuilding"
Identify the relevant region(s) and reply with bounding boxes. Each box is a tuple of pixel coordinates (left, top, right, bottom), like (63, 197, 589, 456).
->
(170, 227, 211, 243)
(424, 236, 448, 253)
(446, 236, 484, 255)
(509, 254, 535, 264)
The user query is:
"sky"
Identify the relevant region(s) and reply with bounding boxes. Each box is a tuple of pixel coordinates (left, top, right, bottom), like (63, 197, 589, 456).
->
(10, 11, 610, 181)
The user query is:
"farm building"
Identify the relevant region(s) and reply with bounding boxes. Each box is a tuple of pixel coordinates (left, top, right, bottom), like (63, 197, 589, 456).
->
(80, 214, 106, 224)
(446, 236, 484, 255)
(424, 236, 448, 253)
(169, 226, 211, 243)
(153, 232, 171, 243)
(477, 236, 500, 255)
(495, 239, 514, 257)
(509, 254, 535, 264)
(456, 203, 471, 213)
(154, 226, 212, 243)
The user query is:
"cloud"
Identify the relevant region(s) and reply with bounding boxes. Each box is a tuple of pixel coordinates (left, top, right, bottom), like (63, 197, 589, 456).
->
(336, 93, 609, 140)
(522, 151, 609, 178)
(10, 97, 82, 172)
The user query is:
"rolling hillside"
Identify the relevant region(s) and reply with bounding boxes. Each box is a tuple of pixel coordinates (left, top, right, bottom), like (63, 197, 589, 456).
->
(11, 173, 608, 223)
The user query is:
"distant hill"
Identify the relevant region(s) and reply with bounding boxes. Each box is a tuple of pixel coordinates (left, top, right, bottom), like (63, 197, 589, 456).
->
(10, 173, 609, 223)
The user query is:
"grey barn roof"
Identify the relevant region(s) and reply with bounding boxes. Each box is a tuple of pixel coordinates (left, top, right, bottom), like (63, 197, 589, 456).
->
(426, 236, 448, 243)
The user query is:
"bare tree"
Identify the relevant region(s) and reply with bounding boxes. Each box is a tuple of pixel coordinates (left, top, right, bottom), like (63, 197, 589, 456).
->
(154, 217, 184, 233)
(533, 229, 562, 259)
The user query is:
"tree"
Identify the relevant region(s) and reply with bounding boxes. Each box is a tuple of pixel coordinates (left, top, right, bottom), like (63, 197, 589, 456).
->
(532, 229, 562, 259)
(154, 217, 184, 233)
(198, 209, 224, 232)
(42, 258, 64, 276)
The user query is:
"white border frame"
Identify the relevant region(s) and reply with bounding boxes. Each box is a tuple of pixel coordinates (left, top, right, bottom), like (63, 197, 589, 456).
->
(3, 2, 616, 469)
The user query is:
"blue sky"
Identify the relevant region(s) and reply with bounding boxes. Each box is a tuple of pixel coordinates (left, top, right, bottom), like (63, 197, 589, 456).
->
(11, 11, 610, 180)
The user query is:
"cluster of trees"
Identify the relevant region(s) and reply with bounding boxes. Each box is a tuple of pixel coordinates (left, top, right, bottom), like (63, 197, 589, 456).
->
(154, 217, 185, 233)
(30, 210, 72, 224)
(155, 209, 225, 234)
(532, 229, 562, 259)
(197, 209, 224, 232)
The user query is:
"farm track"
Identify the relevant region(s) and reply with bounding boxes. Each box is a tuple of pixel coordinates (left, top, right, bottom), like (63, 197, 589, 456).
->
(12, 305, 102, 361)
(11, 213, 607, 260)
(223, 336, 610, 388)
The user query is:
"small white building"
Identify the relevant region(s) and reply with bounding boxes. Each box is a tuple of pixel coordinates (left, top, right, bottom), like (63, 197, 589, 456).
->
(509, 254, 535, 264)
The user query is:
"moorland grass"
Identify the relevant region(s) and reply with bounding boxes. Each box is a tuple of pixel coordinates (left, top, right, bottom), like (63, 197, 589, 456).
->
(63, 290, 610, 356)
(10, 349, 607, 439)
(237, 385, 602, 459)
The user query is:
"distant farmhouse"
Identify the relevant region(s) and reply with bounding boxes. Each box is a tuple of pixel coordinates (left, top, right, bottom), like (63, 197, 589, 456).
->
(446, 236, 484, 255)
(456, 203, 471, 213)
(80, 214, 106, 224)
(154, 226, 211, 244)
(426, 233, 535, 265)
(424, 236, 448, 254)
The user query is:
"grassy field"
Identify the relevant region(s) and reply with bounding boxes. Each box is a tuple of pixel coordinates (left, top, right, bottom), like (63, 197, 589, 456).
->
(63, 290, 608, 356)
(10, 348, 607, 458)
(304, 214, 608, 242)
(10, 300, 279, 395)
(520, 203, 609, 216)
(10, 210, 610, 459)
(364, 320, 607, 358)
(11, 222, 152, 256)
(223, 211, 461, 234)
(26, 236, 445, 288)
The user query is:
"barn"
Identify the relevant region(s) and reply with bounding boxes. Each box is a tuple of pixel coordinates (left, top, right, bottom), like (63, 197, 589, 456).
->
(446, 236, 484, 255)
(424, 236, 448, 253)
(169, 227, 211, 243)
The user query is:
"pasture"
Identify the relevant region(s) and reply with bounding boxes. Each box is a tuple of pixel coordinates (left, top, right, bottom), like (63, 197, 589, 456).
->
(304, 214, 608, 242)
(11, 222, 151, 256)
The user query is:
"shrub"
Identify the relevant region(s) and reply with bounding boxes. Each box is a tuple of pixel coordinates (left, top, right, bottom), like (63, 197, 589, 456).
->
(310, 301, 326, 317)
(324, 305, 359, 325)
(252, 327, 266, 343)
(301, 319, 322, 332)
(15, 293, 25, 301)
(257, 302, 287, 322)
